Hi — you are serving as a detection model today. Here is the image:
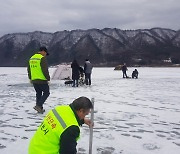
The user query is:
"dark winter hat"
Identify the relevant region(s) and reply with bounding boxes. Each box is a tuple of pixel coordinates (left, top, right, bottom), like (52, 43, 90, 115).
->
(39, 46, 49, 55)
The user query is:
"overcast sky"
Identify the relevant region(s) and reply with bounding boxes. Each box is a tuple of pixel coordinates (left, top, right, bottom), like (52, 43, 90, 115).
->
(0, 0, 180, 37)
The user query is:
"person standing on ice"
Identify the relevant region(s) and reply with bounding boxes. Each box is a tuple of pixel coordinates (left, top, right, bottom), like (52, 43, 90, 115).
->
(71, 59, 80, 87)
(121, 63, 128, 78)
(27, 46, 50, 114)
(28, 96, 93, 154)
(84, 59, 93, 85)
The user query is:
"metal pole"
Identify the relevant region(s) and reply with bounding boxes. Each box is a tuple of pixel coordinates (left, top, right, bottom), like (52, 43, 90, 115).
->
(89, 98, 94, 154)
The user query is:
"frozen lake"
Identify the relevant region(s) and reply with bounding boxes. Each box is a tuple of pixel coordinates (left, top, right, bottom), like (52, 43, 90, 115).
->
(0, 67, 180, 154)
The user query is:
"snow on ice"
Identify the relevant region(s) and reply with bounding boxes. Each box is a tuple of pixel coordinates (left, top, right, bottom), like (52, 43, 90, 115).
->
(0, 67, 180, 154)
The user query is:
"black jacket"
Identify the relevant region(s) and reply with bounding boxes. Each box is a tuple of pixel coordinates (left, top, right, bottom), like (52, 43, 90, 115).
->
(122, 65, 127, 72)
(71, 61, 80, 80)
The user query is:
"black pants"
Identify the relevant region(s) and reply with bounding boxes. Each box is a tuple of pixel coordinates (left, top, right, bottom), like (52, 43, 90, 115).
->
(33, 83, 50, 108)
(72, 79, 78, 87)
(85, 73, 91, 85)
(122, 71, 128, 78)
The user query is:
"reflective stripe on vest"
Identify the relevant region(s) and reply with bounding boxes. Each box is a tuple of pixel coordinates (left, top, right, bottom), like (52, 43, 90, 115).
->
(28, 105, 80, 154)
(52, 109, 67, 129)
(29, 54, 46, 80)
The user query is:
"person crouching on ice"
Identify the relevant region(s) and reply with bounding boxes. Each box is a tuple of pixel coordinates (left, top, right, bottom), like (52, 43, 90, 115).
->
(28, 96, 93, 154)
(132, 69, 139, 79)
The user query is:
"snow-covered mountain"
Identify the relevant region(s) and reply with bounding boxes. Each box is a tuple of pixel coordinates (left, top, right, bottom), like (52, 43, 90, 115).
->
(0, 28, 179, 66)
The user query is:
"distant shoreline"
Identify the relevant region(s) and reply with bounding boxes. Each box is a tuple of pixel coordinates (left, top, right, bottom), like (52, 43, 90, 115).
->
(113, 64, 180, 70)
(0, 64, 180, 68)
(130, 64, 180, 67)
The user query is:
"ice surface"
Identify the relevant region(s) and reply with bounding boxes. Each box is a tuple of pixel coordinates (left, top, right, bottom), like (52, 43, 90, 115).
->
(0, 67, 180, 154)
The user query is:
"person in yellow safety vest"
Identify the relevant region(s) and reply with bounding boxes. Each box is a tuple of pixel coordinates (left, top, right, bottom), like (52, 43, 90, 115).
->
(27, 46, 50, 114)
(28, 96, 93, 154)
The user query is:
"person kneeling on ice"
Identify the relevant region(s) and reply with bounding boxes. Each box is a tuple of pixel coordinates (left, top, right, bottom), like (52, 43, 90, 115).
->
(28, 96, 93, 154)
(132, 69, 139, 79)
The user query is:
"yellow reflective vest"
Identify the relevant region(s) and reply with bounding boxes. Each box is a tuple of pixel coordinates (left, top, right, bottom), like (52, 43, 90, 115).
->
(28, 105, 80, 154)
(29, 54, 46, 80)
